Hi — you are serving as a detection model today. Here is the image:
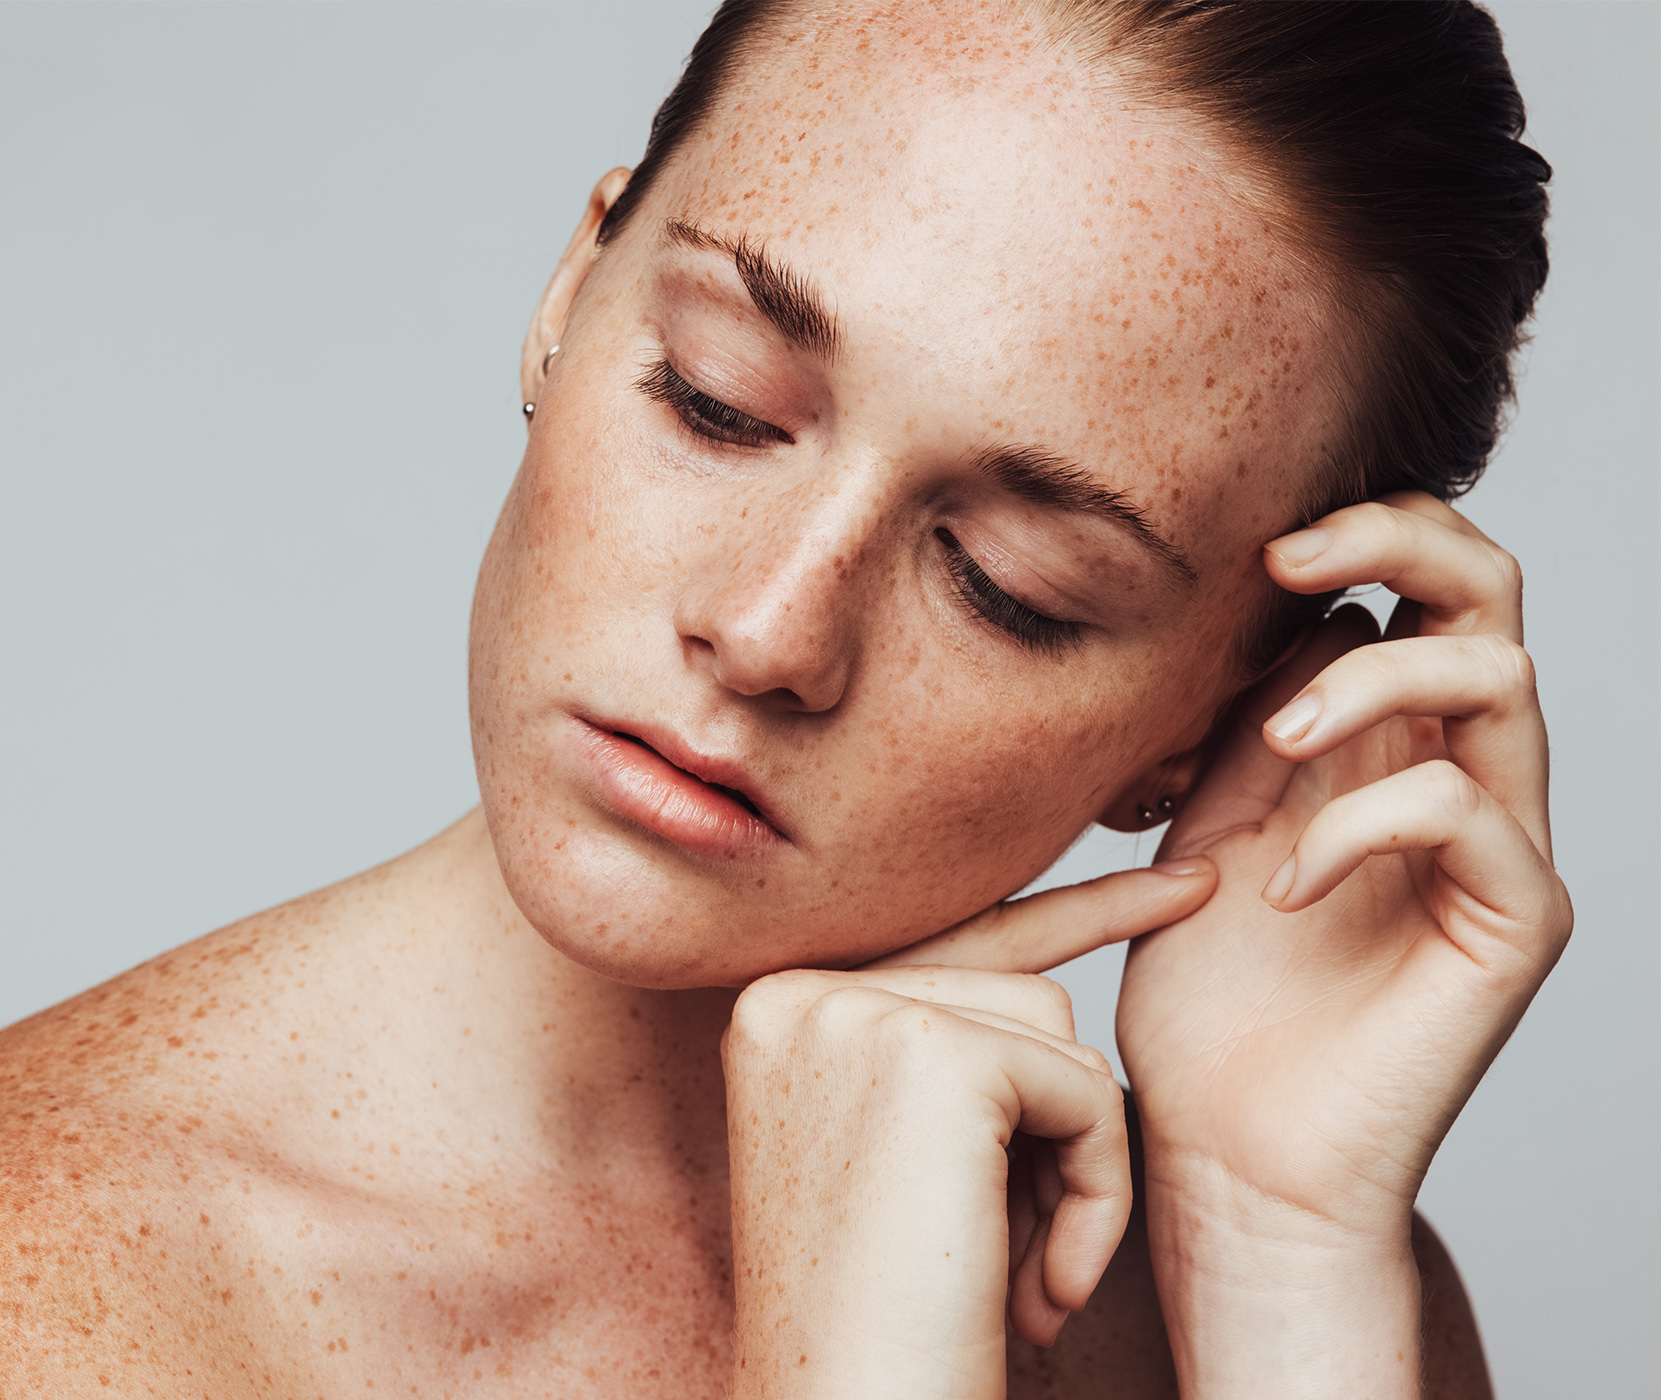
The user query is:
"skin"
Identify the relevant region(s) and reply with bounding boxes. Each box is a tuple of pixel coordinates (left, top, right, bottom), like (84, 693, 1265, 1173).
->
(1, 4, 1562, 1396)
(475, 14, 1339, 992)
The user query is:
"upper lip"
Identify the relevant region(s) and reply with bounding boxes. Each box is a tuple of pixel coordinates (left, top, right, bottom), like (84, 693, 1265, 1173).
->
(583, 714, 789, 840)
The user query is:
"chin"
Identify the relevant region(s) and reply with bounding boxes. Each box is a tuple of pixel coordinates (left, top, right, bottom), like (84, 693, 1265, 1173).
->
(486, 815, 850, 991)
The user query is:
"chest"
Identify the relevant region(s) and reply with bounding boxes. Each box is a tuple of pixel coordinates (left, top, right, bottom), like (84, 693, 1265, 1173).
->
(156, 1161, 737, 1399)
(88, 1146, 1176, 1399)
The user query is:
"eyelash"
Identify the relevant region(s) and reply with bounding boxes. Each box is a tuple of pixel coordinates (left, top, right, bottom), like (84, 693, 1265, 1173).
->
(637, 358, 792, 448)
(938, 529, 1082, 657)
(637, 358, 1078, 659)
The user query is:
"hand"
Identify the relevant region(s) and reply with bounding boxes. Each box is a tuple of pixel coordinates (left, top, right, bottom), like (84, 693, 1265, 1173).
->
(1115, 492, 1571, 1396)
(723, 863, 1216, 1399)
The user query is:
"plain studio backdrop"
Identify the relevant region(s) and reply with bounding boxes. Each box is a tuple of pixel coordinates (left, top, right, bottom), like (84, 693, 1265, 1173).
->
(1, 2, 1656, 1392)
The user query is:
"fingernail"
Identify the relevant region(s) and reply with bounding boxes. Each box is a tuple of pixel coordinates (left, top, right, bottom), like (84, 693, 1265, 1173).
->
(1264, 692, 1321, 743)
(1151, 858, 1206, 877)
(1261, 856, 1296, 907)
(1268, 526, 1331, 569)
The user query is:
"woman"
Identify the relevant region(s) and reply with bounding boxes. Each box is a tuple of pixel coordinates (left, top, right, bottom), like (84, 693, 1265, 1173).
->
(0, 2, 1564, 1395)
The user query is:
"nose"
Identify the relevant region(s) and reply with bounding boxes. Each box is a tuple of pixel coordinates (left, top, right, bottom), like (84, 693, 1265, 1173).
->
(672, 485, 880, 713)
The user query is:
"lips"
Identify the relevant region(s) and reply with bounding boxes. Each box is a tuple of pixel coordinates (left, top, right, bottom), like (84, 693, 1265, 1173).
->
(573, 716, 787, 858)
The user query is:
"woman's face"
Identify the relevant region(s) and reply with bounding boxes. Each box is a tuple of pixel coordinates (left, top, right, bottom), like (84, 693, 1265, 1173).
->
(469, 9, 1343, 988)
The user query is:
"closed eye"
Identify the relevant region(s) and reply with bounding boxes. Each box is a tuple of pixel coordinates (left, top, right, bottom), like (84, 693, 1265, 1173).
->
(937, 529, 1082, 657)
(637, 358, 792, 448)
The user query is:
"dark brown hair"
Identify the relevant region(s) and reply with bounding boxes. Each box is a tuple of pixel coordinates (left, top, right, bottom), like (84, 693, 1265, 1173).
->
(598, 0, 1551, 674)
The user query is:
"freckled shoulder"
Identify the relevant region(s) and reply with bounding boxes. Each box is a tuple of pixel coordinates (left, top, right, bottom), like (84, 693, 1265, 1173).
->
(1006, 1101, 1495, 1399)
(0, 863, 405, 1397)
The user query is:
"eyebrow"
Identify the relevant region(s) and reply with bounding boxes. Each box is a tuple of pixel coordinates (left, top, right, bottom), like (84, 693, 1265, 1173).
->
(976, 445, 1199, 587)
(662, 217, 842, 363)
(661, 218, 1191, 587)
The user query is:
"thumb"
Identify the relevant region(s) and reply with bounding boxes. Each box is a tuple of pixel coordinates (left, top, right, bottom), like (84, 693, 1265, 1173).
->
(861, 858, 1218, 975)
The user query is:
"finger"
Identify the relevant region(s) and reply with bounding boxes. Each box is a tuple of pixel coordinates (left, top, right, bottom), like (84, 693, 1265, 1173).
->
(1046, 1094, 1130, 1313)
(754, 965, 1081, 1042)
(1379, 488, 1495, 541)
(1261, 760, 1573, 975)
(1265, 497, 1523, 642)
(929, 1002, 1113, 1074)
(1162, 606, 1379, 854)
(1009, 1215, 1069, 1346)
(934, 1011, 1129, 1315)
(864, 859, 1218, 976)
(1261, 633, 1551, 851)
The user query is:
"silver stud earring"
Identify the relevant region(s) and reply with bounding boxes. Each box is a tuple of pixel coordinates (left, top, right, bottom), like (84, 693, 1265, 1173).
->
(1136, 804, 1156, 826)
(1157, 794, 1176, 817)
(523, 346, 560, 422)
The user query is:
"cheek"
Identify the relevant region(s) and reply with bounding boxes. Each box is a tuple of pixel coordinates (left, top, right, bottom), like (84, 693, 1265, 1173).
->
(799, 639, 1158, 932)
(474, 428, 671, 670)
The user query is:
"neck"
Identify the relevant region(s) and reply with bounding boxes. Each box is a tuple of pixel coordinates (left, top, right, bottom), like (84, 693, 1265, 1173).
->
(375, 809, 738, 1185)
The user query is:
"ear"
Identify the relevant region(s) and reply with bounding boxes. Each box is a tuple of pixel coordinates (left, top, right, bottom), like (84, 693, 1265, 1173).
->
(519, 167, 633, 409)
(1097, 744, 1210, 832)
(1094, 614, 1340, 832)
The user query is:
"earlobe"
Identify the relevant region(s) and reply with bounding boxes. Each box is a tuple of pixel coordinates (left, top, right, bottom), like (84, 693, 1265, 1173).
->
(519, 166, 632, 409)
(1097, 746, 1208, 833)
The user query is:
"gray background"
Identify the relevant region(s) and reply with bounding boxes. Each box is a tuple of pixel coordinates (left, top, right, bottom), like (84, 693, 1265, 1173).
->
(1, 2, 1655, 1393)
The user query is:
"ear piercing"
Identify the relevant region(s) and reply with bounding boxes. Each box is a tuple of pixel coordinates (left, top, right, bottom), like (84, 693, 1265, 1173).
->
(1138, 795, 1177, 826)
(524, 346, 562, 422)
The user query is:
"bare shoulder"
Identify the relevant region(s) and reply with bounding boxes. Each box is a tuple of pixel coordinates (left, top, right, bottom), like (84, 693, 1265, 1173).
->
(1008, 1106, 1494, 1399)
(0, 855, 412, 1396)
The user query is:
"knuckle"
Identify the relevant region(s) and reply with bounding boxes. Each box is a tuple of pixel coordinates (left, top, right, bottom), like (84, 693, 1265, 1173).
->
(1345, 499, 1400, 542)
(1498, 637, 1537, 696)
(1008, 974, 1079, 1042)
(1547, 881, 1575, 952)
(1022, 973, 1075, 1022)
(1489, 546, 1524, 598)
(1077, 1041, 1115, 1077)
(1421, 758, 1483, 820)
(730, 969, 828, 1039)
(803, 983, 890, 1041)
(871, 998, 960, 1063)
(1466, 634, 1536, 699)
(727, 987, 779, 1048)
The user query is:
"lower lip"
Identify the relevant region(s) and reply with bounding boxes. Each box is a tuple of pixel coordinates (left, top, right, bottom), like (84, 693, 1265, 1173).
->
(574, 722, 784, 859)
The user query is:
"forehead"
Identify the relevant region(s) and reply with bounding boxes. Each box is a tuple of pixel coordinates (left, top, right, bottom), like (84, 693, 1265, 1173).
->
(647, 2, 1340, 539)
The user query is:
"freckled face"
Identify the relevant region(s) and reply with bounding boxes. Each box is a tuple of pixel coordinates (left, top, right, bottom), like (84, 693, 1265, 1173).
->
(468, 9, 1343, 988)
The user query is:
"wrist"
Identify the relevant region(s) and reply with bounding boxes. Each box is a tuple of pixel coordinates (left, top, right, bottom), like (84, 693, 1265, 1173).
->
(1142, 1152, 1422, 1400)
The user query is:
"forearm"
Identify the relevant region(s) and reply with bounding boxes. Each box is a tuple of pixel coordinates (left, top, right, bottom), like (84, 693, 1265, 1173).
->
(1144, 1157, 1422, 1400)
